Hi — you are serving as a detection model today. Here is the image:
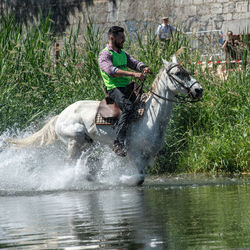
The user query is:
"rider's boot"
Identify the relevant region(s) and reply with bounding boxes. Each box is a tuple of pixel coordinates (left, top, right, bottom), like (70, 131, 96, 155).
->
(113, 140, 127, 157)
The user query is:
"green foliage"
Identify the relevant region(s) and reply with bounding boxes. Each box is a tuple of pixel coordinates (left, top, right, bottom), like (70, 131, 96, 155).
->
(0, 14, 249, 173)
(0, 14, 103, 131)
(0, 14, 55, 130)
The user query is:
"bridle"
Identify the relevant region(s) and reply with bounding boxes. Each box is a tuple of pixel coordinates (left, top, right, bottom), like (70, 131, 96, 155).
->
(141, 64, 201, 103)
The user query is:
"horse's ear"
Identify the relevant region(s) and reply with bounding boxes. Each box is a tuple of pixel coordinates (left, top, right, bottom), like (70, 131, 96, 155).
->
(172, 55, 178, 64)
(162, 58, 169, 67)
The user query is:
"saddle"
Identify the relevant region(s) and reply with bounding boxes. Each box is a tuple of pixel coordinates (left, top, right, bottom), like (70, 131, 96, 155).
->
(98, 96, 121, 119)
(95, 83, 147, 125)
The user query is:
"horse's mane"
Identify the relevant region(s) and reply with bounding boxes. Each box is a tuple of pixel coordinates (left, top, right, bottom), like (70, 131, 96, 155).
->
(150, 61, 190, 94)
(150, 67, 165, 93)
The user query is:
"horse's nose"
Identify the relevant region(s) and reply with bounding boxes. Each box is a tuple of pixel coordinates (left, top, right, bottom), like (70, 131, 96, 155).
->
(195, 88, 203, 98)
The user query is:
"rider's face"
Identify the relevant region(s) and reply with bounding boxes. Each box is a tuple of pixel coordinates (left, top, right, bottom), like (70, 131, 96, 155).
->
(113, 32, 125, 49)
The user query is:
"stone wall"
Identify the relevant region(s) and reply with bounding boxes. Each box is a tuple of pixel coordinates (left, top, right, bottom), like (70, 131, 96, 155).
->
(88, 0, 250, 35)
(1, 0, 249, 36)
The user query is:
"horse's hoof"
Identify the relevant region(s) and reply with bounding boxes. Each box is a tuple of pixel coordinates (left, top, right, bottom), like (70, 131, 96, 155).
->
(136, 179, 144, 186)
(136, 175, 145, 186)
(85, 134, 93, 143)
(86, 174, 95, 182)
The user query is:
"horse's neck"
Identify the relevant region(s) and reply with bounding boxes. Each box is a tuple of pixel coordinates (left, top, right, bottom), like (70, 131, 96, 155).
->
(148, 69, 174, 122)
(142, 68, 174, 146)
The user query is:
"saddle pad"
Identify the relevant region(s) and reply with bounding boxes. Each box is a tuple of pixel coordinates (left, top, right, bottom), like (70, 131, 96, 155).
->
(95, 98, 146, 126)
(95, 113, 118, 125)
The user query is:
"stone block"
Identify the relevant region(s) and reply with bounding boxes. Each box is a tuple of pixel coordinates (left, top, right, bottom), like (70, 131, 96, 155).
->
(223, 2, 235, 14)
(177, 0, 193, 5)
(197, 5, 211, 15)
(199, 14, 212, 23)
(210, 3, 223, 14)
(233, 11, 250, 20)
(119, 0, 139, 21)
(216, 0, 229, 3)
(236, 1, 248, 13)
(221, 12, 233, 21)
(213, 20, 224, 30)
(88, 4, 109, 23)
(184, 5, 197, 16)
(193, 0, 204, 4)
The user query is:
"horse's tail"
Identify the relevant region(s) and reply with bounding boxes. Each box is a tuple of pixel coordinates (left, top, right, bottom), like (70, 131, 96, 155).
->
(7, 115, 59, 147)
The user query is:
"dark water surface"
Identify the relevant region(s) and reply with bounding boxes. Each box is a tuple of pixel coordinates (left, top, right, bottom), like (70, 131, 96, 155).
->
(0, 175, 249, 249)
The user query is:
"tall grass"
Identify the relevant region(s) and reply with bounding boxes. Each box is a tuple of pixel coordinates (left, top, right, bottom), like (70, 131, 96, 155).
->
(0, 14, 104, 131)
(0, 14, 249, 173)
(0, 14, 55, 130)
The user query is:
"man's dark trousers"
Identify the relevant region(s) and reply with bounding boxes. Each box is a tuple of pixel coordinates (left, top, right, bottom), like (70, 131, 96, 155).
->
(107, 82, 136, 145)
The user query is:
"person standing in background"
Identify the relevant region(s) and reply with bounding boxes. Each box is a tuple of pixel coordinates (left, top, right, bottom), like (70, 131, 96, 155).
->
(222, 31, 239, 60)
(156, 16, 175, 42)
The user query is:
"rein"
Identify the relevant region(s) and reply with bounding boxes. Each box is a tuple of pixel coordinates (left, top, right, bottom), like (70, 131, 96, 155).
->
(140, 64, 201, 104)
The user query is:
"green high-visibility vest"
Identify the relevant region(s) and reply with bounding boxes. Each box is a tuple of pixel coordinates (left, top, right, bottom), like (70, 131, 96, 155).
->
(100, 47, 130, 90)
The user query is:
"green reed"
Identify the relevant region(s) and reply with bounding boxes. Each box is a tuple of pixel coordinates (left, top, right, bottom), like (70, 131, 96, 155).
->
(0, 14, 104, 131)
(0, 14, 249, 173)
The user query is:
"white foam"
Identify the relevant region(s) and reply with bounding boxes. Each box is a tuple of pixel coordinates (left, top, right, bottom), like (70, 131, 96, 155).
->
(0, 129, 141, 193)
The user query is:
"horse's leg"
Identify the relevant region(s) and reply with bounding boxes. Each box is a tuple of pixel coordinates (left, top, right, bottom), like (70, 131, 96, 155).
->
(65, 132, 94, 163)
(66, 139, 82, 162)
(128, 152, 152, 185)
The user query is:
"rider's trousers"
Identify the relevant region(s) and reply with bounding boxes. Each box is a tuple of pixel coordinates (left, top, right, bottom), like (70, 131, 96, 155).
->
(107, 82, 136, 145)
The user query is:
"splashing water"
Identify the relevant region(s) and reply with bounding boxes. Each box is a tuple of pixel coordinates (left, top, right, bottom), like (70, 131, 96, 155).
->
(0, 129, 142, 194)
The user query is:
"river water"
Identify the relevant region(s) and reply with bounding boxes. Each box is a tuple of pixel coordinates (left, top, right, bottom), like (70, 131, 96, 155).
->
(0, 131, 249, 249)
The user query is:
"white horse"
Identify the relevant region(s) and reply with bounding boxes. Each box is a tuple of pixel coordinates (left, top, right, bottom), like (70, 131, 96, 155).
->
(8, 56, 203, 185)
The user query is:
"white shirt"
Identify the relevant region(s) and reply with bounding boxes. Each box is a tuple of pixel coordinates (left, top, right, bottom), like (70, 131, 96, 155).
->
(156, 24, 175, 39)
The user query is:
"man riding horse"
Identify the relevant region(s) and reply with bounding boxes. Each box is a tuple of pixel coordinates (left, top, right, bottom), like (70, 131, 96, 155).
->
(98, 26, 152, 157)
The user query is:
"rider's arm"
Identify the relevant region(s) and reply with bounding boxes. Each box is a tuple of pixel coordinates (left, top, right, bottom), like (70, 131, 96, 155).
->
(99, 49, 149, 79)
(125, 51, 147, 72)
(98, 49, 117, 76)
(114, 52, 150, 79)
(113, 69, 144, 79)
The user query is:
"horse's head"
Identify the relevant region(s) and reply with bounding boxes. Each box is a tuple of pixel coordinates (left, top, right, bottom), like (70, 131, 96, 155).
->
(162, 56, 203, 100)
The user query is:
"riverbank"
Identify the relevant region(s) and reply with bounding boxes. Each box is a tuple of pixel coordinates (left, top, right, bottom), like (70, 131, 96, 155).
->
(0, 15, 249, 173)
